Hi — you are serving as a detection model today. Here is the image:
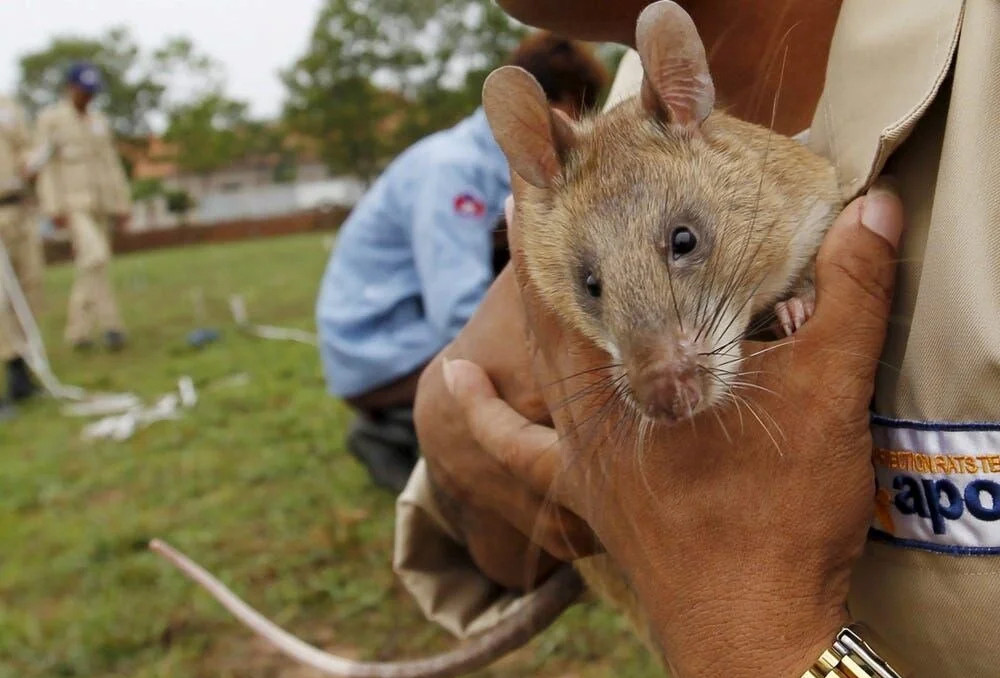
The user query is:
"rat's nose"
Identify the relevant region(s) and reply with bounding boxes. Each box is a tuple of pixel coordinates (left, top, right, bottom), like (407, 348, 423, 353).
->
(634, 367, 702, 422)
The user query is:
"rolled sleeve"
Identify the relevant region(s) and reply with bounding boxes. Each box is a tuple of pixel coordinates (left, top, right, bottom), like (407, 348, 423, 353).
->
(34, 111, 63, 217)
(393, 460, 545, 639)
(412, 162, 496, 341)
(102, 137, 131, 214)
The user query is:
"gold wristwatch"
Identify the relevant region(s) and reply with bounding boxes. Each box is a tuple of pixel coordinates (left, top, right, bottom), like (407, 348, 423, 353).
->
(801, 624, 908, 678)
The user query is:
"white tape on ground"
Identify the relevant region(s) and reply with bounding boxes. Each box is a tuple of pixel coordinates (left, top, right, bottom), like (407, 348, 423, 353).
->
(229, 294, 317, 346)
(79, 377, 198, 441)
(0, 237, 198, 440)
(0, 234, 105, 402)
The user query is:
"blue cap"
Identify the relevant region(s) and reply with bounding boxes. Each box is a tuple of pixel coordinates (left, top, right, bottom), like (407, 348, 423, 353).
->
(66, 61, 103, 94)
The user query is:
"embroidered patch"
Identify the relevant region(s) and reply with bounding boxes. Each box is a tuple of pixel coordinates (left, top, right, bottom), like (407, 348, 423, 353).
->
(453, 192, 486, 218)
(870, 415, 1000, 555)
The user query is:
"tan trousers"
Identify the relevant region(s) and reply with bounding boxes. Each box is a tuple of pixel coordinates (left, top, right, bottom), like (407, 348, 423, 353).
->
(65, 210, 123, 343)
(0, 204, 44, 362)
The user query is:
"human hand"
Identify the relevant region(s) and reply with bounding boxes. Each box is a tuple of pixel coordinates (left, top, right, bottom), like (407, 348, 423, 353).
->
(415, 265, 599, 592)
(445, 183, 904, 677)
(495, 0, 646, 45)
(112, 213, 130, 233)
(18, 166, 37, 186)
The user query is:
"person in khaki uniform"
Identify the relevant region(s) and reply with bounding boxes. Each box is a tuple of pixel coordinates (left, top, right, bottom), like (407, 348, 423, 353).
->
(395, 0, 1000, 676)
(37, 62, 130, 351)
(0, 93, 43, 412)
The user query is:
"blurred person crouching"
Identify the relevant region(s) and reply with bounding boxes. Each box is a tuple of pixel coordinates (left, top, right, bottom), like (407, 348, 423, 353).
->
(316, 33, 609, 491)
(0, 93, 46, 418)
(36, 62, 131, 352)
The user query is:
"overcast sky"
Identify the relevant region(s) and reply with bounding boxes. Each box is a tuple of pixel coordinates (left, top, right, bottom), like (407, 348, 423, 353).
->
(0, 0, 323, 118)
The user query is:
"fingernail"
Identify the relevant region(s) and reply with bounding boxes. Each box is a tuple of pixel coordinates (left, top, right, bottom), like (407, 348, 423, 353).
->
(504, 194, 514, 224)
(442, 357, 456, 395)
(862, 182, 903, 249)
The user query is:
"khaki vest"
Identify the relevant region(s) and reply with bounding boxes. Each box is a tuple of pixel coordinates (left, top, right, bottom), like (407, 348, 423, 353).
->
(0, 96, 31, 196)
(35, 99, 130, 217)
(810, 1, 1000, 675)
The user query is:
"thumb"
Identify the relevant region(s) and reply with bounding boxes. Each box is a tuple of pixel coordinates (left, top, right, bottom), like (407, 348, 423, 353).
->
(805, 183, 905, 377)
(442, 357, 569, 502)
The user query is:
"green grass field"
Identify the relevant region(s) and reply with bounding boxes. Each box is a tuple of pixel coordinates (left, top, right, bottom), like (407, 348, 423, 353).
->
(0, 232, 660, 678)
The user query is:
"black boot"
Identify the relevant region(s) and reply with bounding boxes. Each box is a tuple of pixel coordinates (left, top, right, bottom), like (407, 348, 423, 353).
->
(7, 357, 39, 402)
(345, 408, 419, 493)
(105, 330, 127, 352)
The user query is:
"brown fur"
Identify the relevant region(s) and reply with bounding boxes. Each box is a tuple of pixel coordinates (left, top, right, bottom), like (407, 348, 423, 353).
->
(486, 1, 845, 657)
(514, 97, 842, 416)
(513, 94, 843, 664)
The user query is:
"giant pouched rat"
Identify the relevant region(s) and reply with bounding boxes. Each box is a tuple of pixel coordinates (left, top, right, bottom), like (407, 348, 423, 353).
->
(486, 1, 842, 424)
(150, 2, 843, 676)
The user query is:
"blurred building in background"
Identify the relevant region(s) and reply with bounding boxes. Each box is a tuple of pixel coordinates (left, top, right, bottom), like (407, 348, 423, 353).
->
(125, 135, 363, 230)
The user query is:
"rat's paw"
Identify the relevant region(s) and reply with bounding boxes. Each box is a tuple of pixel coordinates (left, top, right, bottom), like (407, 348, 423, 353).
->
(774, 293, 815, 337)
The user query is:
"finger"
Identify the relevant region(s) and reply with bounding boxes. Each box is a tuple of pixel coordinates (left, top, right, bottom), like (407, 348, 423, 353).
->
(531, 504, 602, 561)
(800, 183, 904, 378)
(443, 357, 572, 506)
(471, 470, 592, 561)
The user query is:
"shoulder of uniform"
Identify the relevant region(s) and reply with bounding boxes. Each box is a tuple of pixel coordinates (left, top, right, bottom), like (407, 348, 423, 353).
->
(422, 142, 488, 178)
(37, 102, 63, 121)
(0, 96, 24, 115)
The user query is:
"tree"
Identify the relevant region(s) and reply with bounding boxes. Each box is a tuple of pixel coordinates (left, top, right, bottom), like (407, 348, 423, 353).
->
(131, 177, 163, 202)
(163, 94, 250, 182)
(281, 0, 525, 183)
(165, 188, 195, 224)
(18, 27, 163, 138)
(18, 29, 224, 139)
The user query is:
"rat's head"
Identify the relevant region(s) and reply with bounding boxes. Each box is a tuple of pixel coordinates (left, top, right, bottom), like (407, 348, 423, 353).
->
(484, 1, 839, 424)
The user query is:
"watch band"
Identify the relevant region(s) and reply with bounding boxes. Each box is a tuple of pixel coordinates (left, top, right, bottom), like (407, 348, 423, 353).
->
(801, 624, 907, 678)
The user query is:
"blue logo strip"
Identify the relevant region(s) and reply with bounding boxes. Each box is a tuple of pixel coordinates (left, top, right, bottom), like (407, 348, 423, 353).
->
(871, 413, 1000, 432)
(868, 528, 1000, 556)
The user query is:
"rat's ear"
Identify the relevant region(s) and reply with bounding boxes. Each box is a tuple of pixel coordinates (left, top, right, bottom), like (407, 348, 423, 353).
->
(636, 0, 715, 130)
(483, 66, 576, 189)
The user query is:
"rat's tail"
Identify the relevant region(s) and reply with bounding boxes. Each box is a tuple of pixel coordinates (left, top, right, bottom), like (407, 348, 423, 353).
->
(149, 539, 583, 678)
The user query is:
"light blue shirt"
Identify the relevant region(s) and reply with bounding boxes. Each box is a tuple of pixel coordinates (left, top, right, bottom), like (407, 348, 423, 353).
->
(316, 109, 510, 398)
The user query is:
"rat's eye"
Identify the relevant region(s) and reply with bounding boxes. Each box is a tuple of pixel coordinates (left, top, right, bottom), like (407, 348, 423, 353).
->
(671, 227, 698, 258)
(584, 271, 602, 298)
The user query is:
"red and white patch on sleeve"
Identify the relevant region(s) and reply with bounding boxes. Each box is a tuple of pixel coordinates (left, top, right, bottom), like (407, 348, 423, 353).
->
(453, 192, 486, 218)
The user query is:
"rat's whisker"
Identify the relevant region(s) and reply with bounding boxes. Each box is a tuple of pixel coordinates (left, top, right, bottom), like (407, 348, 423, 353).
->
(724, 391, 747, 434)
(707, 302, 781, 356)
(717, 340, 792, 367)
(543, 363, 623, 388)
(634, 414, 663, 505)
(813, 347, 903, 374)
(730, 391, 784, 455)
(736, 388, 786, 440)
(708, 400, 733, 443)
(697, 170, 745, 332)
(704, 366, 770, 379)
(550, 373, 626, 412)
(557, 375, 630, 447)
(709, 268, 773, 343)
(730, 380, 782, 399)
